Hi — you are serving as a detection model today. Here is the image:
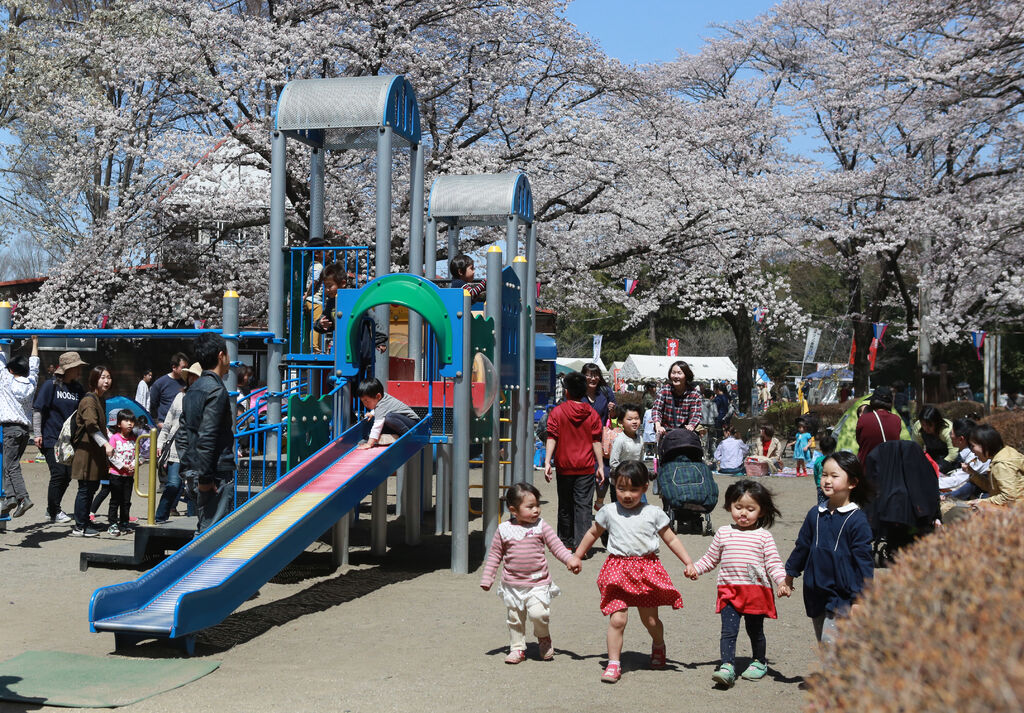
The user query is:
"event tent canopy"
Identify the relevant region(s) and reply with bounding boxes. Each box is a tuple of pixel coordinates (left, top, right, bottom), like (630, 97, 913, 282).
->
(620, 355, 737, 383)
(555, 357, 609, 377)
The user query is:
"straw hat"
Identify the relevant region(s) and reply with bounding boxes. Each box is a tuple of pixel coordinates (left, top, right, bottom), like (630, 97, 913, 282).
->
(54, 351, 88, 376)
(184, 362, 203, 379)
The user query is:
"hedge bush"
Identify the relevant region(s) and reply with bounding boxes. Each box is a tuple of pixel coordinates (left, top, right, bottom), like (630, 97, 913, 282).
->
(805, 505, 1024, 712)
(983, 410, 1024, 451)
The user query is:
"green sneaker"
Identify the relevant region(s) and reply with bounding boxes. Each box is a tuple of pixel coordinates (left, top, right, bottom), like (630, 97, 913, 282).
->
(741, 660, 769, 680)
(712, 663, 736, 687)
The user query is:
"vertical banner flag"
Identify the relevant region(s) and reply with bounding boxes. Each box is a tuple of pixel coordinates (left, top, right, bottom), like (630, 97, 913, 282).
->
(848, 338, 856, 366)
(667, 338, 679, 357)
(971, 331, 986, 360)
(753, 306, 766, 323)
(592, 334, 603, 363)
(625, 279, 638, 295)
(536, 282, 541, 300)
(194, 319, 207, 329)
(95, 314, 109, 329)
(803, 327, 822, 363)
(872, 322, 888, 346)
(868, 338, 879, 371)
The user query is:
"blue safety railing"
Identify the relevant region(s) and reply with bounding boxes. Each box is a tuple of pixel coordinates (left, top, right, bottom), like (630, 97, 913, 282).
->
(0, 425, 7, 523)
(287, 246, 372, 361)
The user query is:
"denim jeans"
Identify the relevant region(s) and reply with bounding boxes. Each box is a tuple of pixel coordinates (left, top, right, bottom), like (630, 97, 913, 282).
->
(2, 423, 30, 503)
(155, 461, 182, 521)
(196, 474, 234, 535)
(947, 480, 986, 500)
(74, 480, 100, 528)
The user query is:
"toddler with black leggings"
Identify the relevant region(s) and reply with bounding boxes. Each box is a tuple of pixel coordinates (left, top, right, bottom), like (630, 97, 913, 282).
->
(687, 479, 791, 687)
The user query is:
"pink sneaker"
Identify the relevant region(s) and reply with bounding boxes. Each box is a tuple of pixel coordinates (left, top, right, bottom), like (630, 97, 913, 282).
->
(504, 650, 526, 664)
(538, 637, 554, 661)
(650, 643, 667, 670)
(601, 661, 621, 683)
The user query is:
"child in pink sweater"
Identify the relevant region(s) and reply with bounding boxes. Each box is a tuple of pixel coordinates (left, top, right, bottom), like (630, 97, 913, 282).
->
(481, 482, 582, 664)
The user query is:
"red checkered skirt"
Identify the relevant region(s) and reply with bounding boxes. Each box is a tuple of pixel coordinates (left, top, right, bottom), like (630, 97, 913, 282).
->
(597, 554, 683, 615)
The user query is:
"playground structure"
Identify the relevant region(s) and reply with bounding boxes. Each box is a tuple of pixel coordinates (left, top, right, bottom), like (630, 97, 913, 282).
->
(0, 75, 540, 651)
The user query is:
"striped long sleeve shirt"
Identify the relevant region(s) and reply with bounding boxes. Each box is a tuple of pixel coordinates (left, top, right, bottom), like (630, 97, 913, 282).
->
(694, 526, 787, 616)
(480, 519, 573, 589)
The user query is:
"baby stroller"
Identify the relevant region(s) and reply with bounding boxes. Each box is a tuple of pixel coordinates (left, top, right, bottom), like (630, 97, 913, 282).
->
(863, 440, 941, 567)
(657, 429, 719, 536)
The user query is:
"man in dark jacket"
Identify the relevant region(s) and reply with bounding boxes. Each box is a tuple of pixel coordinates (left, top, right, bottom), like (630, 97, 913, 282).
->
(175, 334, 234, 534)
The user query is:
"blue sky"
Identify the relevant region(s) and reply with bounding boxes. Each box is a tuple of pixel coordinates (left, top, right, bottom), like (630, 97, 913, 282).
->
(565, 0, 779, 63)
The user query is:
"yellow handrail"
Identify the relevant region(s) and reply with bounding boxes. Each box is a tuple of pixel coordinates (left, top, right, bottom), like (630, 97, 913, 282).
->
(131, 428, 158, 525)
(468, 484, 509, 518)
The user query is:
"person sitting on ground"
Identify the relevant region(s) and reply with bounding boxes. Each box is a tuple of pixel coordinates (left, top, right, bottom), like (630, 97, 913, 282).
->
(854, 386, 903, 465)
(356, 378, 420, 449)
(449, 253, 486, 304)
(964, 424, 1024, 510)
(714, 425, 749, 475)
(914, 405, 958, 473)
(940, 418, 986, 496)
(753, 425, 783, 474)
(1, 336, 40, 518)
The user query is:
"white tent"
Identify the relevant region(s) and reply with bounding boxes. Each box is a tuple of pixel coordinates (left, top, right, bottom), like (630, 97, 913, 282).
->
(620, 355, 737, 383)
(556, 357, 609, 377)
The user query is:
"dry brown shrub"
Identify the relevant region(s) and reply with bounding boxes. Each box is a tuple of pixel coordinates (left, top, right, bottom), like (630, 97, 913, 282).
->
(983, 410, 1024, 451)
(805, 505, 1024, 712)
(936, 400, 986, 421)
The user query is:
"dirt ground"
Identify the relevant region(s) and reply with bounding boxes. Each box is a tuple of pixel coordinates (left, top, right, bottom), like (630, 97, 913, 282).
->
(0, 459, 824, 713)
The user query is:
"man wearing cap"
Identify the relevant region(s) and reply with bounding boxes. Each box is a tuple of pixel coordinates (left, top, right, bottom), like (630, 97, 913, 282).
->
(855, 386, 904, 465)
(33, 351, 87, 524)
(176, 334, 235, 534)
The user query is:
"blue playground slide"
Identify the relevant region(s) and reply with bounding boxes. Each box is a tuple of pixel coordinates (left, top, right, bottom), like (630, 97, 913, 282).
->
(89, 418, 430, 654)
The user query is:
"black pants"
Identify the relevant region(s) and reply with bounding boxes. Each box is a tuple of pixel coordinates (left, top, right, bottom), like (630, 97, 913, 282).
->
(720, 603, 766, 665)
(74, 480, 100, 529)
(555, 473, 595, 551)
(383, 412, 417, 437)
(91, 482, 110, 514)
(107, 474, 133, 525)
(44, 449, 72, 517)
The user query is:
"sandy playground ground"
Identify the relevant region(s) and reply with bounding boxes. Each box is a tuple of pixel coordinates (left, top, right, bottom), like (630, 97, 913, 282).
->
(1, 459, 829, 713)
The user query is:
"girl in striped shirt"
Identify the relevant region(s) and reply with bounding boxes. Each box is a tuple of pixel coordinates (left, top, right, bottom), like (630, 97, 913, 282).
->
(687, 479, 791, 687)
(481, 483, 583, 664)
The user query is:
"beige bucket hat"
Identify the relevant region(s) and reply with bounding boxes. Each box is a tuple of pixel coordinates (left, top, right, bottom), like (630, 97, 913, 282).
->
(54, 351, 88, 376)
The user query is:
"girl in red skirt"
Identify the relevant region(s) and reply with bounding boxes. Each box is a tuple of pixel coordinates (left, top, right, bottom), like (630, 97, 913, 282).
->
(575, 460, 698, 683)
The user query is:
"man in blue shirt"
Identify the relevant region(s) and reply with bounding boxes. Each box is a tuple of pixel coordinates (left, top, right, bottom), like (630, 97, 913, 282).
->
(149, 352, 189, 428)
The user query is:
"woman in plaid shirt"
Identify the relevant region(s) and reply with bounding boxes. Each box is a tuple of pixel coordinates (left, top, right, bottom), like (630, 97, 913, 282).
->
(653, 361, 703, 437)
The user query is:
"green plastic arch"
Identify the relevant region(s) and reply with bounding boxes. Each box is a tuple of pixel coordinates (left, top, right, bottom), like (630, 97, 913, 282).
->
(344, 274, 454, 367)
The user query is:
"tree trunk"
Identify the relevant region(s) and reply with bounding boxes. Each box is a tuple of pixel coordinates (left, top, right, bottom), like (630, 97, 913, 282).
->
(724, 310, 754, 413)
(848, 276, 872, 396)
(648, 314, 656, 349)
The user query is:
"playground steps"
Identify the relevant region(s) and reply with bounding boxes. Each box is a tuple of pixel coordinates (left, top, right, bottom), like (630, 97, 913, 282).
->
(80, 519, 198, 572)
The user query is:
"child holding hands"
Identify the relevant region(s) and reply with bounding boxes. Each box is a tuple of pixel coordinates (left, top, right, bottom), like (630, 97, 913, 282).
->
(481, 483, 582, 664)
(575, 460, 696, 683)
(686, 479, 791, 687)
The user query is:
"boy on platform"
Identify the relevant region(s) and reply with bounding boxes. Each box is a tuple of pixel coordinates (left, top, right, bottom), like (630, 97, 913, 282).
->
(450, 254, 486, 304)
(356, 379, 420, 449)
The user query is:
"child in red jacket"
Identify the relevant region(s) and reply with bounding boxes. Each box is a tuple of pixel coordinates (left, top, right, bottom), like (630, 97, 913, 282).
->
(544, 371, 604, 550)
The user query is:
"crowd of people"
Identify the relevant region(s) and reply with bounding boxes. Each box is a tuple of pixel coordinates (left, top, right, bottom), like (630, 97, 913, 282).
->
(0, 333, 238, 537)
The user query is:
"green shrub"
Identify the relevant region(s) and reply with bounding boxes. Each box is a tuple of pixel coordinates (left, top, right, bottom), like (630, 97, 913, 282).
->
(805, 505, 1024, 712)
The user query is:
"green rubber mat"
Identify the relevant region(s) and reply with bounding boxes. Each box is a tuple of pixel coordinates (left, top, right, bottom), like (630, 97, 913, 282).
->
(0, 651, 219, 708)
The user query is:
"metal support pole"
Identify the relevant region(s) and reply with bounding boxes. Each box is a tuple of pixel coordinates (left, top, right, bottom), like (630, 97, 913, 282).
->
(505, 215, 519, 267)
(222, 291, 239, 395)
(452, 292, 472, 573)
(404, 451, 421, 545)
(371, 126, 394, 558)
(309, 147, 325, 242)
(332, 347, 353, 568)
(267, 131, 287, 458)
(448, 223, 460, 268)
(483, 247, 502, 551)
(525, 222, 538, 484)
(435, 440, 449, 535)
(513, 256, 530, 481)
(425, 218, 438, 283)
(0, 302, 11, 360)
(409, 143, 425, 380)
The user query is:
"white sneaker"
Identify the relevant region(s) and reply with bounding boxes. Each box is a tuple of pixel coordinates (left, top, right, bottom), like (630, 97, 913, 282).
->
(52, 511, 73, 524)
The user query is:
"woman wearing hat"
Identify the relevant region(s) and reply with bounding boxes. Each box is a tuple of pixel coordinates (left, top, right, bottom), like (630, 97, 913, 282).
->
(69, 365, 114, 536)
(32, 351, 87, 524)
(154, 362, 203, 523)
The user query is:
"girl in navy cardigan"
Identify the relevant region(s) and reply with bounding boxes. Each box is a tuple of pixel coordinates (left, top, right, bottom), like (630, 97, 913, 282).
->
(785, 451, 874, 644)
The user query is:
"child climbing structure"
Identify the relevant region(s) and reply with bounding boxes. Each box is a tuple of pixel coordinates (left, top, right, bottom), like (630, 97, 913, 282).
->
(82, 75, 540, 651)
